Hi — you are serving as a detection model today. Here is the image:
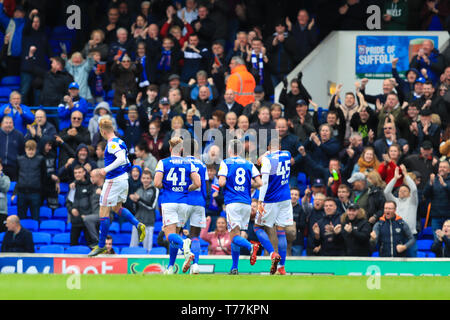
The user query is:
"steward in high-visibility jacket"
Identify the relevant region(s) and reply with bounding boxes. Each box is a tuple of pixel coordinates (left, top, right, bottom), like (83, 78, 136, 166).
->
(226, 64, 256, 107)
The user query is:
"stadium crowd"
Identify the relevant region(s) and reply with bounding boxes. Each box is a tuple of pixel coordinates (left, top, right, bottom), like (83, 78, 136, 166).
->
(0, 0, 450, 258)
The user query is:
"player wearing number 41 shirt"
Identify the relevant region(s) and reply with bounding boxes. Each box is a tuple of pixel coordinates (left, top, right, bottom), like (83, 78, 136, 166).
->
(88, 118, 147, 257)
(154, 137, 201, 274)
(218, 139, 262, 275)
(254, 139, 293, 275)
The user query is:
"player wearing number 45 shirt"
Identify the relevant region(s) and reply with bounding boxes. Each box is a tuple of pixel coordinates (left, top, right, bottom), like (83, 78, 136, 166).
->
(88, 118, 147, 257)
(255, 139, 293, 275)
(154, 137, 201, 274)
(218, 139, 262, 275)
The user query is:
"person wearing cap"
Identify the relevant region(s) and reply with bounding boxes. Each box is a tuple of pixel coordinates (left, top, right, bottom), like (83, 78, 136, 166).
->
(370, 201, 415, 257)
(403, 140, 439, 189)
(243, 85, 272, 124)
(391, 57, 419, 96)
(384, 164, 419, 256)
(1, 215, 34, 253)
(416, 107, 440, 154)
(266, 20, 300, 89)
(0, 91, 34, 135)
(159, 74, 190, 101)
(339, 204, 371, 256)
(291, 99, 315, 143)
(58, 82, 89, 130)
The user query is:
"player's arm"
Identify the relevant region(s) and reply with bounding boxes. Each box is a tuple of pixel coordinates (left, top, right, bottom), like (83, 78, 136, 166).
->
(218, 176, 227, 188)
(251, 163, 262, 189)
(153, 161, 164, 189)
(189, 171, 201, 191)
(100, 144, 127, 175)
(218, 161, 227, 188)
(258, 157, 270, 203)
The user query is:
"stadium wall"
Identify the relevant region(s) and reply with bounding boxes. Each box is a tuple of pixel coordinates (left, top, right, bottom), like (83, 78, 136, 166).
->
(1, 254, 449, 276)
(274, 31, 450, 111)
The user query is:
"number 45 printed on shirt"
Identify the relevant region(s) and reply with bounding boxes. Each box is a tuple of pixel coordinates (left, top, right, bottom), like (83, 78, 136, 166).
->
(276, 160, 291, 180)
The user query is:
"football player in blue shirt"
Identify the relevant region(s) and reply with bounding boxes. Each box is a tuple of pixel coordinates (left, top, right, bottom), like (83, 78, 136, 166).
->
(154, 137, 201, 274)
(184, 139, 208, 274)
(88, 118, 147, 257)
(218, 139, 262, 275)
(255, 139, 293, 275)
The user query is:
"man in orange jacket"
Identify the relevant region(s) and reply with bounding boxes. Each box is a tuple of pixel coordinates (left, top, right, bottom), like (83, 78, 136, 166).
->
(226, 56, 256, 107)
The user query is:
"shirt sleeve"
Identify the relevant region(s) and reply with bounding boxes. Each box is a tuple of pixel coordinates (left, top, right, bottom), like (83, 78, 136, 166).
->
(204, 167, 209, 181)
(260, 156, 271, 175)
(217, 161, 228, 177)
(155, 160, 164, 173)
(251, 164, 261, 178)
(191, 162, 198, 173)
(107, 141, 122, 155)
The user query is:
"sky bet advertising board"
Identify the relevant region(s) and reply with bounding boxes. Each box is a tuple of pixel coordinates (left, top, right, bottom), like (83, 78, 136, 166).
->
(355, 35, 438, 79)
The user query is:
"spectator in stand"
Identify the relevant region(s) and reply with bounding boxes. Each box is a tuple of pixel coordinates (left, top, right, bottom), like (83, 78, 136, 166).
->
(382, 0, 409, 30)
(245, 37, 270, 93)
(338, 0, 366, 30)
(359, 77, 404, 111)
(210, 40, 227, 95)
(384, 165, 419, 257)
(250, 106, 276, 145)
(200, 216, 231, 255)
(0, 2, 26, 75)
(101, 7, 123, 45)
(189, 70, 218, 102)
(111, 53, 143, 108)
(215, 89, 244, 118)
(423, 160, 450, 240)
(84, 168, 105, 247)
(336, 184, 352, 214)
(352, 146, 380, 175)
(24, 109, 56, 144)
(0, 91, 34, 135)
(190, 5, 215, 48)
(1, 215, 34, 253)
(286, 9, 318, 63)
(117, 0, 133, 31)
(88, 50, 109, 103)
(88, 102, 117, 141)
(153, 37, 182, 85)
(312, 197, 344, 256)
(340, 204, 372, 256)
(181, 34, 210, 84)
(413, 108, 441, 155)
(350, 104, 378, 145)
(82, 29, 109, 61)
(370, 201, 415, 257)
(373, 120, 408, 161)
(303, 124, 340, 169)
(291, 99, 316, 143)
(57, 110, 91, 166)
(177, 0, 198, 24)
(409, 39, 445, 85)
(134, 141, 157, 176)
(440, 126, 450, 158)
(279, 74, 312, 120)
(104, 235, 116, 254)
(38, 136, 59, 209)
(58, 143, 97, 183)
(129, 169, 159, 253)
(243, 86, 272, 124)
(159, 74, 190, 101)
(419, 0, 450, 31)
(266, 20, 300, 88)
(204, 164, 224, 226)
(403, 140, 439, 188)
(431, 219, 450, 257)
(226, 56, 256, 107)
(230, 31, 249, 62)
(123, 165, 143, 215)
(63, 52, 96, 102)
(302, 191, 326, 256)
(270, 103, 283, 122)
(142, 120, 165, 161)
(130, 14, 149, 44)
(391, 58, 419, 97)
(161, 6, 193, 49)
(139, 85, 159, 122)
(421, 81, 448, 129)
(290, 187, 305, 256)
(95, 141, 106, 169)
(58, 82, 89, 130)
(378, 144, 405, 188)
(405, 77, 425, 104)
(66, 165, 95, 247)
(15, 140, 45, 221)
(0, 159, 10, 231)
(0, 116, 24, 181)
(20, 10, 53, 105)
(117, 95, 148, 154)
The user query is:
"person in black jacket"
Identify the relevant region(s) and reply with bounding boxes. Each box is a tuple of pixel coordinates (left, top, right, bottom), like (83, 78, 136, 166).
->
(279, 74, 312, 121)
(66, 165, 95, 247)
(58, 143, 98, 183)
(431, 219, 450, 258)
(1, 215, 34, 253)
(15, 140, 45, 221)
(339, 204, 372, 256)
(38, 136, 59, 209)
(0, 116, 24, 181)
(290, 187, 305, 256)
(370, 201, 415, 257)
(312, 197, 345, 256)
(39, 56, 74, 109)
(190, 5, 216, 48)
(117, 97, 149, 154)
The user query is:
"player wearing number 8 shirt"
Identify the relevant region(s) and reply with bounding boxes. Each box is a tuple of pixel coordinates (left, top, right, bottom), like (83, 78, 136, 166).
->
(254, 139, 293, 275)
(218, 139, 262, 275)
(154, 137, 201, 274)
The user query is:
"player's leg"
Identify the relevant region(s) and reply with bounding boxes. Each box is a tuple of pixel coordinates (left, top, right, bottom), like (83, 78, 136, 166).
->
(88, 205, 111, 256)
(274, 200, 294, 275)
(113, 202, 146, 242)
(179, 204, 195, 273)
(229, 226, 242, 274)
(276, 226, 287, 275)
(188, 206, 206, 274)
(164, 222, 180, 274)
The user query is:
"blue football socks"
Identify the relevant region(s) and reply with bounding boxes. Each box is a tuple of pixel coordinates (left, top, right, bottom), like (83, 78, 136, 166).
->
(98, 216, 111, 248)
(254, 226, 274, 255)
(231, 243, 240, 271)
(232, 235, 252, 252)
(117, 207, 140, 227)
(191, 237, 201, 264)
(277, 229, 287, 266)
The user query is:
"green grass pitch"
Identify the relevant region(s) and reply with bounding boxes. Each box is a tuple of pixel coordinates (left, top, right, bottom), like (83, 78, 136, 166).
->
(1, 274, 449, 300)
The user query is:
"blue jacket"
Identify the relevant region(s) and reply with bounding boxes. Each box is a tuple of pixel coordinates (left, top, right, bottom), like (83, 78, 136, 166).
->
(0, 104, 35, 135)
(0, 3, 25, 57)
(0, 128, 24, 169)
(58, 97, 89, 130)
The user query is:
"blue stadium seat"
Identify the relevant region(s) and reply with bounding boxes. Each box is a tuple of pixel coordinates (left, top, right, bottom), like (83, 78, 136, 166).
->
(0, 232, 5, 243)
(65, 245, 91, 254)
(38, 245, 65, 254)
(301, 249, 307, 256)
(200, 248, 208, 256)
(149, 247, 167, 255)
(155, 209, 162, 222)
(58, 194, 66, 207)
(51, 26, 76, 38)
(371, 251, 379, 257)
(40, 220, 66, 235)
(39, 206, 53, 220)
(417, 239, 433, 251)
(153, 221, 162, 234)
(0, 76, 20, 89)
(109, 222, 120, 234)
(120, 222, 133, 233)
(220, 210, 226, 217)
(0, 87, 12, 100)
(419, 227, 434, 240)
(53, 207, 68, 221)
(32, 232, 52, 246)
(200, 239, 209, 248)
(21, 219, 39, 232)
(8, 181, 16, 193)
(153, 234, 159, 246)
(106, 89, 115, 100)
(425, 251, 436, 258)
(52, 232, 71, 245)
(59, 183, 70, 194)
(7, 206, 17, 216)
(417, 251, 426, 258)
(121, 247, 147, 255)
(66, 222, 72, 232)
(112, 234, 131, 247)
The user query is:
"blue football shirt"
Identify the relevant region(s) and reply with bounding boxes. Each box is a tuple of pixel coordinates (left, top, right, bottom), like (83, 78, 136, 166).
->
(260, 150, 292, 203)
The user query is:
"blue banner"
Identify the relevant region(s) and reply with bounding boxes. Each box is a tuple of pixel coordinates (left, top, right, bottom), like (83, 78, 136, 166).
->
(0, 257, 53, 274)
(355, 35, 438, 79)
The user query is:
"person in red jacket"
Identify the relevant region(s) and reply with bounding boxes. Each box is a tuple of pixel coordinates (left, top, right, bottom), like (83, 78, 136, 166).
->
(378, 144, 404, 188)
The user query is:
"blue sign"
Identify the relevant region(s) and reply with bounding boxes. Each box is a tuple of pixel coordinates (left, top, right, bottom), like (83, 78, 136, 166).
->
(0, 257, 53, 274)
(355, 35, 438, 79)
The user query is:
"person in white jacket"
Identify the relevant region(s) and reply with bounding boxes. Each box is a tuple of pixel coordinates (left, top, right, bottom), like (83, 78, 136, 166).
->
(384, 164, 418, 257)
